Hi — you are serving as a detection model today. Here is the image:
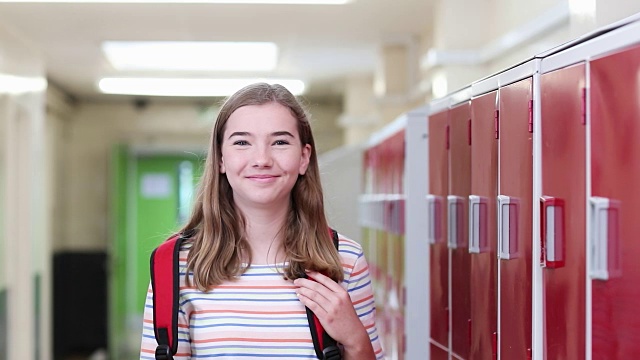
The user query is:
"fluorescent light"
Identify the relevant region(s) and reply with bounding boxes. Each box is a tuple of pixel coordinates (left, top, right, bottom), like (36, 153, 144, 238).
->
(0, 0, 351, 3)
(568, 0, 595, 17)
(431, 72, 448, 99)
(0, 74, 47, 94)
(98, 78, 305, 96)
(102, 41, 277, 71)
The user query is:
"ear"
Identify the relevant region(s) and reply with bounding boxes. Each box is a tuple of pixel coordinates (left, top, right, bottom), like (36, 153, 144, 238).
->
(299, 144, 311, 175)
(219, 157, 226, 174)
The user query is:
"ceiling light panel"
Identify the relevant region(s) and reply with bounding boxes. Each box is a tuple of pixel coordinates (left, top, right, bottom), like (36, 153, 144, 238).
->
(0, 74, 47, 94)
(98, 77, 305, 96)
(102, 41, 278, 71)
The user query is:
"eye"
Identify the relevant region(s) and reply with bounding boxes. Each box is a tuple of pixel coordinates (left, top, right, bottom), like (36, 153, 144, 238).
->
(273, 139, 290, 146)
(233, 140, 250, 146)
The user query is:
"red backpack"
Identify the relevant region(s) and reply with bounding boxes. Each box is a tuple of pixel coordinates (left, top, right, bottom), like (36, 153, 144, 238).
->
(150, 229, 342, 360)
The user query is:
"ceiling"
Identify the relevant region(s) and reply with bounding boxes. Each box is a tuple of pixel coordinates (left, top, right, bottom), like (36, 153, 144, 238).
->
(0, 0, 433, 101)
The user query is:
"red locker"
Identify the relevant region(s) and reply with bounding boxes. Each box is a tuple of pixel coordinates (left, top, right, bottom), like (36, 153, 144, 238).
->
(541, 64, 586, 360)
(385, 131, 405, 360)
(395, 132, 406, 360)
(590, 44, 640, 359)
(388, 131, 405, 295)
(428, 110, 450, 360)
(380, 140, 390, 194)
(368, 144, 384, 315)
(499, 78, 533, 359)
(361, 148, 372, 257)
(449, 102, 471, 360)
(398, 132, 405, 194)
(469, 91, 498, 360)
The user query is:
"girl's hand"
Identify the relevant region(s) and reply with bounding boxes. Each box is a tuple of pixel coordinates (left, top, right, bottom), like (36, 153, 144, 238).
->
(293, 271, 374, 357)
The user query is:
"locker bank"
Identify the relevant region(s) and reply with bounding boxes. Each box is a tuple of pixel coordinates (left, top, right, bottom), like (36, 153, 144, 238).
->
(360, 13, 640, 360)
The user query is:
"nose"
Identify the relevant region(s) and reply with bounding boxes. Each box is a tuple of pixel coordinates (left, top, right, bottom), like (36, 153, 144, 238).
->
(252, 144, 273, 168)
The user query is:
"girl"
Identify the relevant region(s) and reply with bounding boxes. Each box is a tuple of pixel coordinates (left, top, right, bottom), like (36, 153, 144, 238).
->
(140, 83, 384, 360)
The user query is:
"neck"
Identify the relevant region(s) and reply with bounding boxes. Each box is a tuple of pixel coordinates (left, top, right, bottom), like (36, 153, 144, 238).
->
(238, 203, 289, 264)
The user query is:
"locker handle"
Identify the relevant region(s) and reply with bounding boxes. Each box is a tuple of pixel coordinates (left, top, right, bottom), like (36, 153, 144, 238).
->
(398, 198, 406, 235)
(358, 195, 373, 229)
(468, 195, 488, 253)
(448, 195, 465, 249)
(540, 196, 565, 268)
(426, 195, 444, 244)
(445, 307, 450, 333)
(492, 332, 498, 360)
(362, 194, 385, 231)
(368, 196, 378, 230)
(498, 195, 519, 259)
(376, 196, 384, 231)
(589, 197, 621, 280)
(384, 197, 395, 234)
(388, 195, 405, 235)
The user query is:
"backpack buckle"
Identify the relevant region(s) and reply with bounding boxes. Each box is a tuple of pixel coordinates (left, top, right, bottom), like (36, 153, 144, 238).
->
(322, 345, 341, 360)
(155, 344, 173, 360)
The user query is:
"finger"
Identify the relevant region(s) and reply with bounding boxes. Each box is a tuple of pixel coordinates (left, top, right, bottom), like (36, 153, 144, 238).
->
(305, 271, 345, 293)
(294, 278, 334, 303)
(296, 290, 329, 317)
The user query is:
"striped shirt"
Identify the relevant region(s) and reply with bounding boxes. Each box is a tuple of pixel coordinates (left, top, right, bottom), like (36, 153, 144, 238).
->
(140, 236, 385, 359)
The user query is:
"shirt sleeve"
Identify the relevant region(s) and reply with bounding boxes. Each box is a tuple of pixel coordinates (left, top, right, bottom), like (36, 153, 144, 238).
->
(140, 282, 192, 360)
(346, 249, 386, 360)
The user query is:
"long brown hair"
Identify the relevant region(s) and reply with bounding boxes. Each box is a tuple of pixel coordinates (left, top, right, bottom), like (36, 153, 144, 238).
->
(180, 83, 343, 291)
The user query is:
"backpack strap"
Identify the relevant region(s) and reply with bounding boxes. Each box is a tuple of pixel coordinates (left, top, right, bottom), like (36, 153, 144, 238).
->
(306, 228, 342, 360)
(150, 234, 185, 360)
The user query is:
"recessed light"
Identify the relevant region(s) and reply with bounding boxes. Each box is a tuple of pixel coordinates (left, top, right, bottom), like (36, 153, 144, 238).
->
(102, 41, 277, 72)
(98, 77, 305, 96)
(0, 74, 47, 94)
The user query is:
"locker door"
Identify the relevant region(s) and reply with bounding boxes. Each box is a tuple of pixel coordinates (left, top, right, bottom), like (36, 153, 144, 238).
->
(378, 140, 391, 353)
(361, 149, 372, 263)
(0, 97, 5, 360)
(372, 143, 384, 307)
(428, 110, 450, 359)
(590, 44, 640, 359)
(469, 91, 498, 360)
(390, 132, 405, 360)
(541, 64, 586, 360)
(450, 102, 471, 360)
(499, 78, 533, 359)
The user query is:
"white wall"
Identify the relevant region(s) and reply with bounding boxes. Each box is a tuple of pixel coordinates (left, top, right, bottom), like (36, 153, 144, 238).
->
(319, 144, 364, 243)
(423, 0, 640, 101)
(595, 0, 640, 26)
(0, 22, 49, 360)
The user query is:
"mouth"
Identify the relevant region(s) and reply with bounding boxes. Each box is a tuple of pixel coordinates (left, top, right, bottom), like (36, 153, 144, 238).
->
(246, 175, 279, 182)
(247, 175, 279, 179)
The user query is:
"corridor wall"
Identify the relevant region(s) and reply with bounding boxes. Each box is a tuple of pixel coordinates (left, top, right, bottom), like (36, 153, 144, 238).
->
(0, 23, 49, 360)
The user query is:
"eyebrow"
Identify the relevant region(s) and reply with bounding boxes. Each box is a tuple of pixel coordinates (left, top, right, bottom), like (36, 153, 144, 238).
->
(271, 131, 295, 138)
(228, 131, 295, 139)
(228, 131, 250, 139)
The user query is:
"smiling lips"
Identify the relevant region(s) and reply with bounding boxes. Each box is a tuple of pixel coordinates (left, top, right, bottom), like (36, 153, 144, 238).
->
(246, 175, 280, 183)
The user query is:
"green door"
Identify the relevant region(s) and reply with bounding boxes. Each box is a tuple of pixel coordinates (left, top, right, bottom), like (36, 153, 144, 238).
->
(110, 148, 203, 358)
(134, 155, 202, 309)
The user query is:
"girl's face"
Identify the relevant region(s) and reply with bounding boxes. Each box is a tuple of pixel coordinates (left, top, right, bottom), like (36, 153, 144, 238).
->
(220, 102, 311, 211)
